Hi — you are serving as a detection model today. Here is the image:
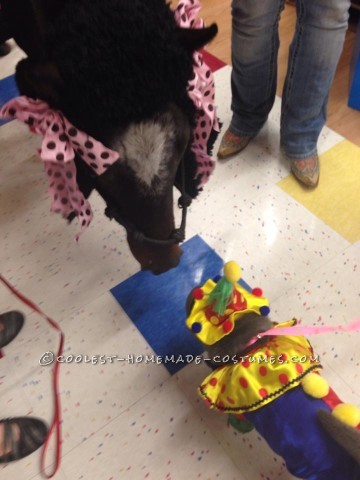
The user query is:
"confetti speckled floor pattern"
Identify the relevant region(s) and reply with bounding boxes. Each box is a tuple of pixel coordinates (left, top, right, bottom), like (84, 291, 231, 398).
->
(1, 40, 360, 480)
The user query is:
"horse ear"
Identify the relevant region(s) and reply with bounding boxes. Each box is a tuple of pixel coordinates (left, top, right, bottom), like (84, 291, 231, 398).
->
(15, 59, 63, 107)
(177, 23, 218, 52)
(1, 0, 64, 57)
(32, 0, 64, 23)
(1, 0, 43, 57)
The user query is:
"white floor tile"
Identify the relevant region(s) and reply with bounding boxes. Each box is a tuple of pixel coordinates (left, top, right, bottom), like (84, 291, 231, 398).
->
(0, 40, 24, 80)
(187, 184, 349, 301)
(61, 379, 246, 480)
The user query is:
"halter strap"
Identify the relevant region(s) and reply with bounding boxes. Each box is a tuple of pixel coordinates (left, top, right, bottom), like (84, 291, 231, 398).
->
(104, 156, 192, 247)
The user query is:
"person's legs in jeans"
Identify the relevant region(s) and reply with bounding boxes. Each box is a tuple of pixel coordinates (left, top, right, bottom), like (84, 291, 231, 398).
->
(218, 0, 285, 158)
(281, 0, 350, 186)
(231, 0, 285, 136)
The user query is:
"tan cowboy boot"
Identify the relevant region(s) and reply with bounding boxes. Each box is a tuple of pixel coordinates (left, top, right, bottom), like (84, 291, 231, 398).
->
(217, 128, 253, 159)
(290, 154, 320, 188)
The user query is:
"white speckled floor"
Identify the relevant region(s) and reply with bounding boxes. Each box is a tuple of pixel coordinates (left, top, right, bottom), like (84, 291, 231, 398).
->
(1, 41, 359, 480)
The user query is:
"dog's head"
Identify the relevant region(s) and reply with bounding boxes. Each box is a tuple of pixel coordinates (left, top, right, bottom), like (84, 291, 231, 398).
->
(205, 313, 273, 363)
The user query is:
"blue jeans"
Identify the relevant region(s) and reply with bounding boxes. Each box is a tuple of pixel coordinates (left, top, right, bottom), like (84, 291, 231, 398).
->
(230, 0, 350, 159)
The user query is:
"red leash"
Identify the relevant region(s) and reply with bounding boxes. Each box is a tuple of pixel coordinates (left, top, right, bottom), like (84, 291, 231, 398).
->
(0, 274, 64, 478)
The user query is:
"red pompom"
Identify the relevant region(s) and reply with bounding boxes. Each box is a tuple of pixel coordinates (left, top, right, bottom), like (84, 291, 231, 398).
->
(234, 413, 245, 420)
(252, 287, 263, 297)
(222, 320, 233, 333)
(193, 288, 204, 300)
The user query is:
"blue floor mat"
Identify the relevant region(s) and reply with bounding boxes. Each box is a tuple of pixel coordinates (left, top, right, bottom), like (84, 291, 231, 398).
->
(0, 74, 18, 126)
(111, 235, 252, 375)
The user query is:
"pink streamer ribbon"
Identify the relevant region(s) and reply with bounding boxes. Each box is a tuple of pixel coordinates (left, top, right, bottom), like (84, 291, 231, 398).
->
(246, 317, 360, 348)
(0, 96, 119, 240)
(174, 0, 220, 186)
(262, 317, 360, 338)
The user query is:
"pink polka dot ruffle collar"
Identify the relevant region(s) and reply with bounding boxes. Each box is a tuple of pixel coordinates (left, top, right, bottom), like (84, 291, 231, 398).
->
(0, 96, 119, 240)
(174, 0, 220, 186)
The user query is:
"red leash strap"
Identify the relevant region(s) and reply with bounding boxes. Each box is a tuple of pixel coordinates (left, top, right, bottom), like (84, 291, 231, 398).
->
(0, 274, 64, 478)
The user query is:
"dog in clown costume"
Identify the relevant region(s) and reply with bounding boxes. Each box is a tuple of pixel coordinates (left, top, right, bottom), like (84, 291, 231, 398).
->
(186, 261, 360, 480)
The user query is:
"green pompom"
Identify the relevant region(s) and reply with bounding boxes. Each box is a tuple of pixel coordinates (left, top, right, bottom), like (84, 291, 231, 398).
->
(209, 277, 234, 315)
(227, 414, 254, 433)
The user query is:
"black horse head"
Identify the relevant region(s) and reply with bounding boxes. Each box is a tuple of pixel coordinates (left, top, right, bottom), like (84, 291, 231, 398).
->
(2, 0, 218, 273)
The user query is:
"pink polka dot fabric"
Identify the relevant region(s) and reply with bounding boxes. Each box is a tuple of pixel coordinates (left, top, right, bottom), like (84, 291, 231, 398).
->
(0, 96, 119, 240)
(174, 0, 220, 187)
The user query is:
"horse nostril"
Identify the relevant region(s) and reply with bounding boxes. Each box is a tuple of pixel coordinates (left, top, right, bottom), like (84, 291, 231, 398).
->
(139, 246, 182, 275)
(153, 254, 181, 275)
(141, 263, 170, 275)
(141, 265, 153, 273)
(140, 265, 161, 275)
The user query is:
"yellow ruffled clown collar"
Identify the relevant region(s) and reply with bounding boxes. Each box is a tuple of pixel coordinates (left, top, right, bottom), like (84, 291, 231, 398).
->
(199, 325, 322, 413)
(186, 278, 270, 345)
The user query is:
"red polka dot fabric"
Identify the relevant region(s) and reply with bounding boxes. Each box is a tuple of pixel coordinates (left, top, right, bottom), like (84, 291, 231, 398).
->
(198, 326, 323, 414)
(174, 0, 219, 187)
(0, 96, 119, 240)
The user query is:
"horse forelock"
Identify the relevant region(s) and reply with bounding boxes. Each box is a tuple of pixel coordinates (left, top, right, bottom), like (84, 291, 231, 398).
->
(111, 115, 180, 195)
(126, 121, 173, 185)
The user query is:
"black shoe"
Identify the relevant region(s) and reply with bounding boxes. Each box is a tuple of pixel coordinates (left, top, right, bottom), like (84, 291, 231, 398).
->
(0, 42, 11, 57)
(0, 311, 25, 349)
(0, 417, 48, 463)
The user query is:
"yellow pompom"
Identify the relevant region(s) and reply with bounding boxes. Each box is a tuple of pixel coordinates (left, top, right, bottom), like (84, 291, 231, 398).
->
(301, 374, 329, 398)
(332, 404, 360, 427)
(223, 261, 242, 284)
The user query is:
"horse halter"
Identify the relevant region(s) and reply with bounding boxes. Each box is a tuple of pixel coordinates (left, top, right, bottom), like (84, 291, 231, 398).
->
(103, 159, 193, 247)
